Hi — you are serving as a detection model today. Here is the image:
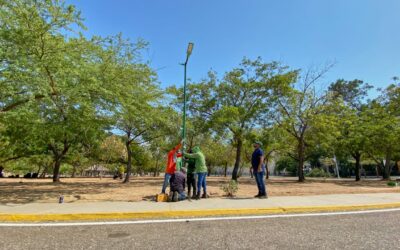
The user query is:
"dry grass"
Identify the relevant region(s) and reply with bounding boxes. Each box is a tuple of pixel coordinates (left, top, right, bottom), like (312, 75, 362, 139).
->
(0, 176, 399, 204)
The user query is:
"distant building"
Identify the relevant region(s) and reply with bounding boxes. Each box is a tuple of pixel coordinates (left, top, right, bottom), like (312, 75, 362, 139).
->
(84, 165, 113, 177)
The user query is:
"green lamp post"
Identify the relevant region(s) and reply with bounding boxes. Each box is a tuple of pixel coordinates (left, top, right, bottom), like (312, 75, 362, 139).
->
(181, 42, 194, 151)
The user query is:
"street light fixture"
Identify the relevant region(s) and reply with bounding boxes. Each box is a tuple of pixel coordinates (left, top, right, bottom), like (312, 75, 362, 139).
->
(186, 42, 194, 58)
(182, 42, 194, 150)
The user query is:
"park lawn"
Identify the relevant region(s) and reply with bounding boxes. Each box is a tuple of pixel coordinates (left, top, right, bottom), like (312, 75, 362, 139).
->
(0, 177, 399, 204)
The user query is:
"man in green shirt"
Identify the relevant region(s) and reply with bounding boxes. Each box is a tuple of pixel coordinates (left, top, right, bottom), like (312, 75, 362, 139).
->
(184, 146, 208, 199)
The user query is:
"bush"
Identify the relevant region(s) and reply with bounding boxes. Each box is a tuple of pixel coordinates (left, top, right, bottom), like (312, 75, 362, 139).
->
(387, 181, 396, 187)
(307, 168, 331, 178)
(275, 157, 297, 176)
(221, 180, 239, 197)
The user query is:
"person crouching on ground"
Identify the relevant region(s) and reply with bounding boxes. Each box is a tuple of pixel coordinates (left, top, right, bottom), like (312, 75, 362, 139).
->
(161, 142, 182, 194)
(184, 146, 208, 200)
(168, 168, 187, 202)
(185, 150, 197, 199)
(251, 141, 267, 198)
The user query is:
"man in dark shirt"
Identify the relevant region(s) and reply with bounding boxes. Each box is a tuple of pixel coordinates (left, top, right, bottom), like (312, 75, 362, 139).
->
(168, 168, 187, 202)
(251, 141, 267, 198)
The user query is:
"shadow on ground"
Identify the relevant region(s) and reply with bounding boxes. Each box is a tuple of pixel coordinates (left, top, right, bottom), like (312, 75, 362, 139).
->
(0, 178, 162, 204)
(0, 177, 398, 204)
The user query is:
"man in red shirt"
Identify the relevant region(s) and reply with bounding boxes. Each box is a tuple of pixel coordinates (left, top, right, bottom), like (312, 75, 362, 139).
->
(161, 143, 182, 194)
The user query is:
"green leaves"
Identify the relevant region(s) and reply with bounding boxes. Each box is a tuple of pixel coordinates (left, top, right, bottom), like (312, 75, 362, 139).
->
(0, 0, 160, 181)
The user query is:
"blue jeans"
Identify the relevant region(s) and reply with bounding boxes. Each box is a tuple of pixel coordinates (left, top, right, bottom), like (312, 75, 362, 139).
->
(177, 192, 186, 201)
(254, 171, 266, 196)
(197, 173, 207, 196)
(161, 173, 172, 193)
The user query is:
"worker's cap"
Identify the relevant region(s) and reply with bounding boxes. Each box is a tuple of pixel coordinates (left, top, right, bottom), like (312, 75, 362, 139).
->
(253, 141, 263, 147)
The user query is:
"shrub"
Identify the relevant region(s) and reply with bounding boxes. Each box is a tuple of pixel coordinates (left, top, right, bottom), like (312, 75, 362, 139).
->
(275, 157, 297, 176)
(387, 181, 396, 187)
(307, 168, 331, 178)
(221, 180, 239, 197)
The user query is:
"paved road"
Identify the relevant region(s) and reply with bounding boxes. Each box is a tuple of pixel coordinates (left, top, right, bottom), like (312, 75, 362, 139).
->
(1, 211, 400, 250)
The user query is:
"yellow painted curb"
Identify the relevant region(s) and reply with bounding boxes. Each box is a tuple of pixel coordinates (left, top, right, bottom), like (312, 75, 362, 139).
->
(1, 202, 400, 222)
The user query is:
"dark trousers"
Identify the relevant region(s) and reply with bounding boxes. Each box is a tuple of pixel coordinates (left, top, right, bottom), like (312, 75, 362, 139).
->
(254, 171, 267, 195)
(187, 173, 197, 196)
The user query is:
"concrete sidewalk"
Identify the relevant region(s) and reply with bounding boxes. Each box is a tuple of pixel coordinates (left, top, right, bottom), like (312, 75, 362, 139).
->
(1, 193, 400, 222)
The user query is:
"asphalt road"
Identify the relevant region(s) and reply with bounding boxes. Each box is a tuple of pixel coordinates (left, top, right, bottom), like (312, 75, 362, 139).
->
(1, 211, 400, 250)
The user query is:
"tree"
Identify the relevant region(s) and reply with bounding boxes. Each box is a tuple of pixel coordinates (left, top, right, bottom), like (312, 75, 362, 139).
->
(65, 149, 90, 178)
(245, 126, 292, 179)
(105, 50, 174, 182)
(175, 58, 294, 180)
(28, 154, 53, 178)
(0, 0, 115, 182)
(0, 0, 84, 113)
(147, 139, 168, 177)
(114, 78, 167, 183)
(29, 95, 105, 182)
(364, 81, 400, 180)
(273, 64, 338, 182)
(329, 79, 373, 181)
(99, 135, 127, 166)
(197, 134, 233, 176)
(0, 0, 77, 165)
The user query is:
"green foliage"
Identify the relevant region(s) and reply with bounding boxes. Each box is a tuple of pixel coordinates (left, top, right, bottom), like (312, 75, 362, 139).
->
(59, 163, 73, 175)
(4, 159, 35, 175)
(387, 181, 396, 187)
(98, 135, 126, 164)
(307, 168, 331, 178)
(363, 84, 400, 179)
(0, 0, 166, 182)
(169, 58, 295, 180)
(1, 0, 399, 185)
(272, 64, 340, 181)
(118, 166, 125, 174)
(275, 157, 297, 176)
(198, 135, 233, 168)
(328, 79, 373, 109)
(221, 180, 239, 197)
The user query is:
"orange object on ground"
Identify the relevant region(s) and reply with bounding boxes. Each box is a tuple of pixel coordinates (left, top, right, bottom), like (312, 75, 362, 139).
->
(156, 193, 168, 202)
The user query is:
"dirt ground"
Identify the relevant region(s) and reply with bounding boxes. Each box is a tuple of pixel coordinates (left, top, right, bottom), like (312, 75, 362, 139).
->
(0, 176, 399, 204)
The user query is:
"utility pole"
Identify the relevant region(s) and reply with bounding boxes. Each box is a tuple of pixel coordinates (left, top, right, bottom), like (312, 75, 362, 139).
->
(181, 42, 194, 151)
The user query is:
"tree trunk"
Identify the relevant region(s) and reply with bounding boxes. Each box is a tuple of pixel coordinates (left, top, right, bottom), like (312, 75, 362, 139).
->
(53, 157, 62, 182)
(382, 150, 392, 180)
(353, 152, 361, 181)
(297, 138, 305, 182)
(40, 164, 49, 178)
(50, 142, 69, 182)
(375, 165, 381, 178)
(36, 165, 42, 176)
(232, 138, 243, 181)
(71, 165, 78, 178)
(123, 141, 132, 183)
(154, 158, 159, 177)
(238, 161, 245, 178)
(224, 162, 228, 177)
(39, 170, 46, 178)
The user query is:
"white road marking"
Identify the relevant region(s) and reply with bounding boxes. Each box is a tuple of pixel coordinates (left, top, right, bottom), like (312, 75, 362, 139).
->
(1, 208, 400, 227)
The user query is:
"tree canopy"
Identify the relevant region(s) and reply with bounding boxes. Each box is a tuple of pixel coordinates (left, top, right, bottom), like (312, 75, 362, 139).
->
(1, 0, 399, 183)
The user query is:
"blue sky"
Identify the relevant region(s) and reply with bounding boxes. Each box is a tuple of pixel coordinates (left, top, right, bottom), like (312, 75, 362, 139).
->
(69, 0, 400, 95)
